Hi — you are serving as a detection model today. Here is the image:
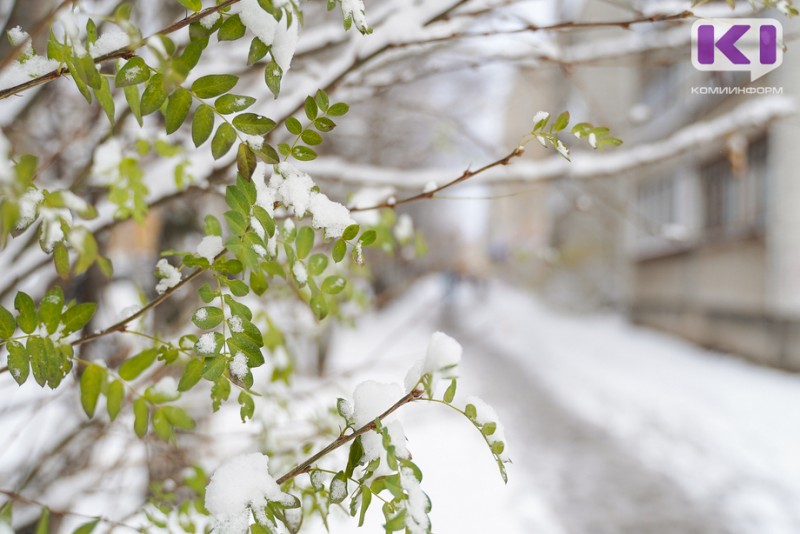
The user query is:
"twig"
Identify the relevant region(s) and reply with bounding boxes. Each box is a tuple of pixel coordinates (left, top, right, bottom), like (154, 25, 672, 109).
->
(275, 388, 423, 485)
(350, 146, 526, 212)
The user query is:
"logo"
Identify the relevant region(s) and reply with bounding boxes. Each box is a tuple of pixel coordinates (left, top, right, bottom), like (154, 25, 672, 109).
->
(691, 19, 783, 82)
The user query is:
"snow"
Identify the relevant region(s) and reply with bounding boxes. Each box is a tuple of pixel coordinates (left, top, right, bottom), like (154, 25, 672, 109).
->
(197, 235, 224, 263)
(308, 193, 356, 239)
(239, 0, 279, 47)
(275, 163, 315, 217)
(394, 213, 413, 242)
(195, 308, 208, 321)
(424, 331, 461, 375)
(423, 181, 437, 193)
(230, 352, 248, 380)
(200, 11, 221, 30)
(8, 26, 32, 57)
(399, 466, 429, 534)
(292, 261, 307, 285)
(197, 332, 217, 354)
(89, 26, 130, 58)
(205, 453, 284, 533)
(16, 188, 43, 229)
(330, 475, 347, 502)
(228, 315, 244, 333)
(532, 110, 549, 125)
(0, 54, 60, 91)
(252, 243, 267, 257)
(155, 259, 182, 294)
(271, 14, 299, 71)
(152, 377, 179, 400)
(341, 0, 369, 33)
(352, 381, 404, 461)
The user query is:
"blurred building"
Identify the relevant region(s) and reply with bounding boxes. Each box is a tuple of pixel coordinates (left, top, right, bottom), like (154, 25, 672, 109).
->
(500, 0, 800, 369)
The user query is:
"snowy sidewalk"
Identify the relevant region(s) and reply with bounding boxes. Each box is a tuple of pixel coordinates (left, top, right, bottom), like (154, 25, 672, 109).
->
(326, 277, 800, 533)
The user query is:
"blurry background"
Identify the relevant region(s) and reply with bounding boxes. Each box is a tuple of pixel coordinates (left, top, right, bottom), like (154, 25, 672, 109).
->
(3, 0, 800, 532)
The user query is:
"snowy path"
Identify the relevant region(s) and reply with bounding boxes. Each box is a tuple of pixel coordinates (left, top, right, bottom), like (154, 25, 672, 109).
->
(457, 325, 727, 534)
(325, 277, 800, 533)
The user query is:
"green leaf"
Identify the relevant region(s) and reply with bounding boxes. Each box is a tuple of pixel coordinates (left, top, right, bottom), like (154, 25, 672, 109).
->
(94, 76, 115, 125)
(310, 293, 328, 320)
(358, 488, 371, 527)
(133, 397, 149, 437)
(264, 60, 282, 98)
(178, 359, 205, 391)
(163, 405, 195, 430)
(444, 378, 457, 403)
(328, 102, 349, 116)
(215, 94, 256, 114)
(301, 130, 323, 146)
(285, 117, 302, 135)
(80, 363, 106, 418)
(332, 240, 347, 263)
(165, 87, 192, 134)
(218, 14, 246, 40)
(14, 292, 36, 334)
(7, 341, 29, 385)
(192, 306, 224, 329)
(248, 38, 269, 65)
(106, 380, 124, 421)
(228, 334, 264, 367)
(304, 96, 318, 120)
(226, 184, 250, 214)
(291, 145, 317, 161)
(237, 143, 257, 180)
(465, 403, 477, 420)
(321, 275, 346, 295)
(308, 253, 328, 276)
(61, 303, 96, 335)
(296, 226, 314, 259)
(192, 74, 239, 99)
(192, 104, 215, 147)
(140, 74, 168, 116)
(35, 508, 49, 534)
(238, 390, 255, 422)
(252, 205, 275, 237)
(211, 123, 237, 160)
(177, 0, 202, 10)
(0, 305, 14, 339)
(38, 286, 64, 335)
(53, 242, 70, 279)
(232, 113, 276, 135)
(204, 214, 222, 236)
(314, 117, 336, 132)
(152, 407, 174, 441)
(342, 224, 359, 241)
(315, 89, 329, 112)
(119, 348, 158, 380)
(359, 230, 377, 246)
(330, 472, 348, 503)
(553, 111, 570, 132)
(203, 355, 227, 381)
(124, 84, 143, 126)
(73, 518, 100, 534)
(482, 422, 497, 436)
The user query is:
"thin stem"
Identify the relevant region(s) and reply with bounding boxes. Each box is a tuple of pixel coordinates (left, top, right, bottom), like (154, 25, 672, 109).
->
(275, 388, 423, 485)
(350, 146, 526, 212)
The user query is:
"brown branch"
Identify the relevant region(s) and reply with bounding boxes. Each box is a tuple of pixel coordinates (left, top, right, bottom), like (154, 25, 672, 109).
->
(71, 260, 209, 347)
(275, 388, 423, 485)
(350, 146, 526, 212)
(385, 10, 694, 51)
(0, 0, 242, 100)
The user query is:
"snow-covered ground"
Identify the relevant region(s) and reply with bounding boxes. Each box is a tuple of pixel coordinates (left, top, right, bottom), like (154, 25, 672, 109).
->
(319, 276, 800, 533)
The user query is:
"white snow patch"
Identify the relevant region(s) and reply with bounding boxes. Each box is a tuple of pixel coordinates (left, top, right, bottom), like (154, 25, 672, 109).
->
(155, 259, 182, 294)
(197, 235, 224, 263)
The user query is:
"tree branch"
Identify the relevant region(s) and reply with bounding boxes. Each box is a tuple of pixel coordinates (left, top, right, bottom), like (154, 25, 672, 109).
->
(275, 388, 424, 485)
